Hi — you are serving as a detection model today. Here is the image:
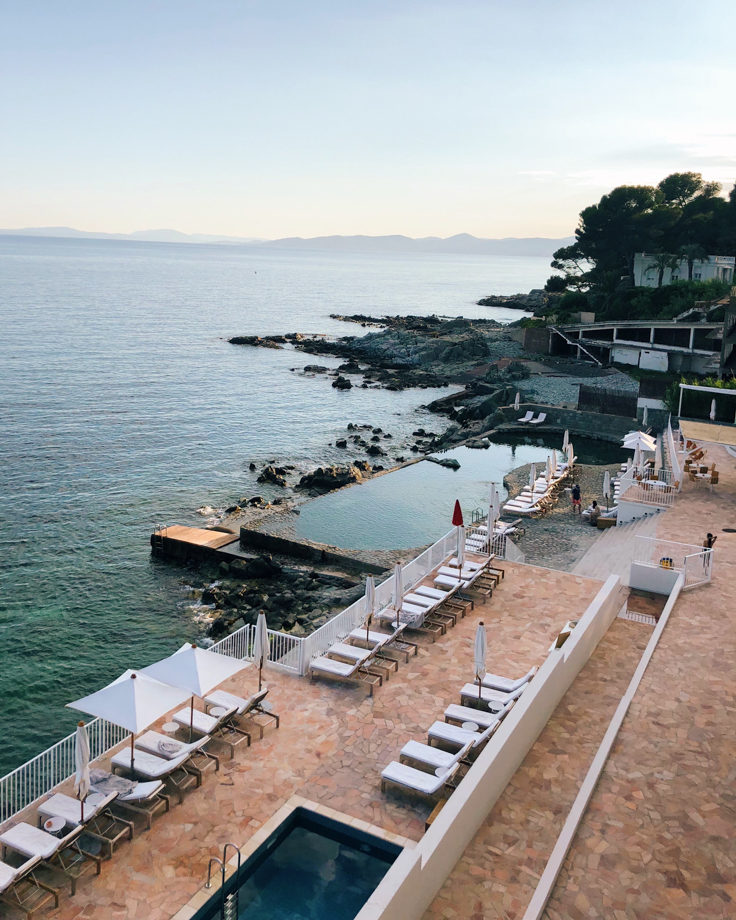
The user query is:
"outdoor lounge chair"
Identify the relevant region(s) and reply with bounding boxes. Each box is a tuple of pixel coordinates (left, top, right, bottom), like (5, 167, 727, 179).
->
(481, 666, 537, 693)
(348, 625, 418, 663)
(309, 655, 382, 695)
(399, 739, 472, 772)
(529, 412, 547, 425)
(205, 687, 280, 738)
(380, 760, 461, 798)
(444, 702, 506, 727)
(0, 854, 59, 918)
(460, 682, 526, 708)
(1, 823, 101, 896)
(427, 717, 500, 752)
(414, 585, 471, 612)
(327, 641, 399, 679)
(89, 769, 169, 830)
(517, 411, 534, 423)
(111, 747, 198, 804)
(37, 792, 133, 859)
(135, 730, 221, 778)
(172, 706, 249, 758)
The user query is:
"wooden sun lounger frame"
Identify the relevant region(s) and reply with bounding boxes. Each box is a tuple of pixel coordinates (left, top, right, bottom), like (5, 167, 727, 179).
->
(0, 857, 60, 919)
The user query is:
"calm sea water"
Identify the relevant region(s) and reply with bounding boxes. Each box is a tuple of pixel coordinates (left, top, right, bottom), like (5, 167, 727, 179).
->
(0, 235, 549, 773)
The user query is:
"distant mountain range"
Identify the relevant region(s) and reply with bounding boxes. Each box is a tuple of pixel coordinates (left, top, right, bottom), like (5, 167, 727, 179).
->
(0, 227, 574, 257)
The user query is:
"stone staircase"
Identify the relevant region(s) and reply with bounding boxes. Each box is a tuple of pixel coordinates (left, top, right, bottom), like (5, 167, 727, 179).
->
(571, 513, 662, 585)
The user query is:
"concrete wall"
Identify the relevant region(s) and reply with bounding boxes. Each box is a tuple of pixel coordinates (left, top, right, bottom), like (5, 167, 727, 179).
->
(238, 526, 387, 576)
(522, 327, 552, 355)
(496, 404, 637, 442)
(628, 561, 680, 594)
(355, 575, 624, 920)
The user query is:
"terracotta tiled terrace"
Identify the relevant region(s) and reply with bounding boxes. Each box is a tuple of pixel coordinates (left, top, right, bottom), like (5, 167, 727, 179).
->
(4, 561, 602, 920)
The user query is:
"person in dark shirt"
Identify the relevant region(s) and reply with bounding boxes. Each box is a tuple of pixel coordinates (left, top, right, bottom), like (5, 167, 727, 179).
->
(589, 501, 600, 526)
(571, 483, 581, 513)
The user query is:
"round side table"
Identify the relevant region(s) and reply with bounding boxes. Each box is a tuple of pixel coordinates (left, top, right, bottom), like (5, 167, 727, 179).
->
(461, 721, 479, 732)
(43, 816, 66, 838)
(209, 707, 228, 719)
(162, 722, 179, 735)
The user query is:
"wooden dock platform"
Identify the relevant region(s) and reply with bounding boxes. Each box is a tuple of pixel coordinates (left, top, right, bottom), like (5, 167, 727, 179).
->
(151, 525, 243, 562)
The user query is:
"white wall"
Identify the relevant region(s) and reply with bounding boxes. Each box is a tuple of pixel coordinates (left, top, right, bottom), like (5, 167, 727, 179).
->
(639, 350, 669, 372)
(628, 561, 679, 594)
(612, 345, 640, 366)
(355, 575, 624, 920)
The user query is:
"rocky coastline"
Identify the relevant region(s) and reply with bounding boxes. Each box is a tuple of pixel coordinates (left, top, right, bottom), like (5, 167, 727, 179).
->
(476, 288, 561, 317)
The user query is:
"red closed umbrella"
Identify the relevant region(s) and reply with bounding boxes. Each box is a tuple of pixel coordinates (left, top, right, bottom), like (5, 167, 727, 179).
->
(452, 500, 463, 527)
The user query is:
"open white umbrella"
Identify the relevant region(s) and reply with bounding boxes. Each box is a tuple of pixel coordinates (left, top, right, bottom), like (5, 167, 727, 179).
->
(142, 643, 251, 738)
(68, 670, 192, 773)
(562, 430, 569, 451)
(74, 721, 91, 823)
(710, 399, 716, 421)
(622, 431, 656, 452)
(392, 562, 404, 628)
(363, 575, 375, 642)
(603, 470, 610, 510)
(474, 621, 487, 700)
(529, 463, 536, 490)
(252, 613, 269, 692)
(514, 392, 520, 411)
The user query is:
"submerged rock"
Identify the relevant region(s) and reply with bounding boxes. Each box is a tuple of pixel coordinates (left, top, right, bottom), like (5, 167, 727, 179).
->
(257, 466, 288, 487)
(332, 375, 352, 390)
(426, 456, 461, 470)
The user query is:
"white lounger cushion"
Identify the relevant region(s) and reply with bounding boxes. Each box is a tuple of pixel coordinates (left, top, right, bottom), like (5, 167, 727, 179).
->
(348, 627, 404, 648)
(111, 747, 191, 778)
(120, 780, 164, 802)
(327, 642, 373, 663)
(401, 739, 469, 770)
(381, 761, 450, 795)
(444, 703, 504, 726)
(434, 574, 466, 590)
(447, 558, 486, 572)
(38, 791, 117, 828)
(0, 823, 67, 860)
(414, 586, 452, 601)
(428, 719, 499, 749)
(205, 688, 267, 716)
(482, 667, 537, 693)
(135, 731, 210, 761)
(403, 593, 434, 608)
(0, 860, 23, 893)
(438, 566, 482, 582)
(529, 413, 547, 424)
(173, 707, 236, 735)
(517, 411, 534, 422)
(310, 656, 360, 677)
(460, 682, 525, 704)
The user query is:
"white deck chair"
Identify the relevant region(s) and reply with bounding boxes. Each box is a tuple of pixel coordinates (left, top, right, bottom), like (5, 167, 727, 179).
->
(380, 760, 460, 797)
(348, 625, 418, 662)
(529, 412, 547, 425)
(427, 718, 500, 752)
(481, 666, 537, 693)
(111, 747, 198, 804)
(309, 655, 382, 695)
(135, 730, 221, 775)
(0, 854, 57, 917)
(172, 706, 249, 758)
(444, 702, 505, 727)
(460, 682, 525, 707)
(400, 739, 471, 772)
(205, 687, 279, 737)
(0, 823, 100, 895)
(37, 792, 132, 859)
(327, 642, 398, 677)
(517, 411, 534, 423)
(88, 770, 169, 830)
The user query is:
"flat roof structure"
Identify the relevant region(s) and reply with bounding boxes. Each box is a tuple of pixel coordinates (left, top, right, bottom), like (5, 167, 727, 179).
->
(680, 419, 736, 448)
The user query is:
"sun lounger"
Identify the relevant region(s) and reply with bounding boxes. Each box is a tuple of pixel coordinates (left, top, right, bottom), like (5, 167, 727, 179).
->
(1, 823, 101, 896)
(0, 854, 59, 918)
(460, 682, 526, 708)
(172, 706, 249, 758)
(517, 411, 534, 423)
(89, 769, 169, 830)
(111, 747, 197, 804)
(414, 584, 472, 612)
(427, 718, 500, 751)
(37, 792, 133, 859)
(380, 760, 460, 798)
(135, 730, 221, 778)
(529, 412, 547, 425)
(444, 702, 505, 727)
(328, 641, 398, 679)
(348, 625, 418, 663)
(400, 739, 472, 772)
(481, 666, 537, 693)
(309, 655, 382, 695)
(205, 687, 280, 738)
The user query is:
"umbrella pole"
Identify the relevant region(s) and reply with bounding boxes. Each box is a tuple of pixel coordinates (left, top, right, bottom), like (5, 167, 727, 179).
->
(478, 676, 482, 700)
(189, 697, 194, 743)
(130, 733, 135, 773)
(258, 664, 263, 692)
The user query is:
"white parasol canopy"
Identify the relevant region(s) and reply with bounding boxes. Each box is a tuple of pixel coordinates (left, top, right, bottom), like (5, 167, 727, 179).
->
(74, 722, 91, 819)
(141, 643, 250, 699)
(514, 392, 520, 411)
(622, 431, 656, 452)
(474, 621, 487, 699)
(392, 562, 404, 628)
(363, 575, 376, 641)
(252, 613, 270, 691)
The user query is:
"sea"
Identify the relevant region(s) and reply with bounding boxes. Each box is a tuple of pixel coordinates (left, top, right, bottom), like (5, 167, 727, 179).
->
(0, 234, 550, 774)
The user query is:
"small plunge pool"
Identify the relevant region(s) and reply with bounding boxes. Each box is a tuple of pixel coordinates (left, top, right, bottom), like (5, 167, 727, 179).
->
(193, 808, 401, 920)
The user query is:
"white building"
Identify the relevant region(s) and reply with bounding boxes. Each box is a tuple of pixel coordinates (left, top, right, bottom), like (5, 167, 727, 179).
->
(634, 253, 734, 287)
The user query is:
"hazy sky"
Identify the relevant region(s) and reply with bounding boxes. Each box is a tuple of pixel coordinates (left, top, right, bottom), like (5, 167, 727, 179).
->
(1, 0, 734, 239)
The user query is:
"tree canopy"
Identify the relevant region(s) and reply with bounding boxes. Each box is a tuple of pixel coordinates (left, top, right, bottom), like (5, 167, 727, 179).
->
(546, 172, 736, 322)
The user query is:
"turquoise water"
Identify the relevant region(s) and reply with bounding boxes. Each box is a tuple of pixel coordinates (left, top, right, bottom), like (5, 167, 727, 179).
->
(296, 437, 626, 550)
(0, 235, 550, 774)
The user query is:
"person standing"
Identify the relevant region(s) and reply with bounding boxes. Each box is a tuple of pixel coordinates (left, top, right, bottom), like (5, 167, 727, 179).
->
(703, 533, 717, 549)
(589, 501, 600, 526)
(571, 483, 581, 514)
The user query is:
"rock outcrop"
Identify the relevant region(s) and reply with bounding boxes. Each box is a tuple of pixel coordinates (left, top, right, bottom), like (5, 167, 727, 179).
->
(296, 465, 363, 493)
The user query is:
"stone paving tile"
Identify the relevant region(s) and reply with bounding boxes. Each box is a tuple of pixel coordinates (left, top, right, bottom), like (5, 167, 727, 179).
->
(423, 616, 647, 920)
(4, 562, 600, 920)
(545, 445, 736, 920)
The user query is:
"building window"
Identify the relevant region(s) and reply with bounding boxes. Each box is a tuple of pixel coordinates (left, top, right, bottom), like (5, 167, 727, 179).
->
(694, 273, 701, 280)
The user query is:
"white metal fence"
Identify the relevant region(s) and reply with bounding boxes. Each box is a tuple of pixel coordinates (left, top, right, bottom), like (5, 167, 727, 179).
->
(633, 536, 713, 588)
(0, 718, 129, 824)
(619, 466, 676, 507)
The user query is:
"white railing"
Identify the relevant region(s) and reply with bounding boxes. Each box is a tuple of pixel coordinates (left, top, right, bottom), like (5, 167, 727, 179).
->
(0, 718, 129, 825)
(505, 537, 526, 563)
(632, 536, 712, 576)
(619, 465, 676, 507)
(211, 623, 252, 659)
(211, 622, 302, 674)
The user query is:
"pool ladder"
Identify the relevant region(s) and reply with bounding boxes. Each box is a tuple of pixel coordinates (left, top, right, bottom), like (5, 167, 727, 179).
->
(205, 844, 242, 920)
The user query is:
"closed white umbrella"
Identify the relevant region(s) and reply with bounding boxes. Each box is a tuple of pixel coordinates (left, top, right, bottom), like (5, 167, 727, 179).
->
(252, 613, 269, 691)
(603, 470, 610, 510)
(363, 575, 375, 642)
(545, 454, 552, 481)
(562, 430, 569, 451)
(392, 562, 404, 628)
(457, 525, 466, 570)
(474, 621, 487, 699)
(633, 443, 642, 469)
(142, 642, 252, 737)
(642, 406, 649, 427)
(514, 392, 520, 411)
(67, 670, 192, 773)
(529, 463, 536, 490)
(567, 443, 574, 467)
(74, 721, 91, 823)
(710, 399, 716, 421)
(487, 503, 494, 553)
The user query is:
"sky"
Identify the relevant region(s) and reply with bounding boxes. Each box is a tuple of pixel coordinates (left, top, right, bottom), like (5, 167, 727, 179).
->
(1, 0, 734, 239)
